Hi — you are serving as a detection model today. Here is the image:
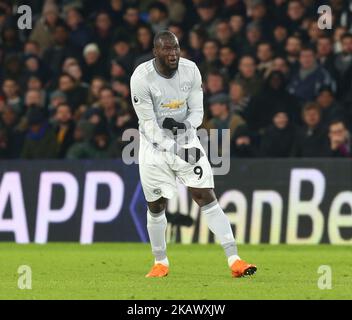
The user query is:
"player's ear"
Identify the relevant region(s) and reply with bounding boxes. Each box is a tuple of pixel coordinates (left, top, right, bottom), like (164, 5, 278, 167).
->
(153, 48, 157, 57)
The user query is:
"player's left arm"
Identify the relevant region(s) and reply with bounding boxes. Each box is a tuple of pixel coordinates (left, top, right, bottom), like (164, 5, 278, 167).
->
(184, 64, 204, 129)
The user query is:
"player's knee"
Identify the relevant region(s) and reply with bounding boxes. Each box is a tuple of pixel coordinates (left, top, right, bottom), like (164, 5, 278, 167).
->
(190, 188, 216, 207)
(148, 198, 166, 214)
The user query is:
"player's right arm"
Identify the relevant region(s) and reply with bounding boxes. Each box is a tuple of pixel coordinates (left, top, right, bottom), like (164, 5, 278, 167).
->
(130, 71, 177, 152)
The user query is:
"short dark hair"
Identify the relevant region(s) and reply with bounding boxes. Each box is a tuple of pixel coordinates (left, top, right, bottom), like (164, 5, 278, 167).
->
(57, 102, 72, 111)
(341, 32, 352, 41)
(203, 38, 220, 47)
(148, 2, 168, 15)
(25, 40, 40, 48)
(317, 35, 332, 43)
(329, 119, 346, 127)
(153, 30, 177, 48)
(302, 102, 320, 115)
(220, 45, 235, 52)
(301, 45, 316, 54)
(99, 86, 114, 96)
(258, 41, 273, 50)
(59, 72, 76, 83)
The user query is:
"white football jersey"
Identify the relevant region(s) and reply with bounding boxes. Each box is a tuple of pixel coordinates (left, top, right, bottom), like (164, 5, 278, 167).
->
(130, 57, 204, 152)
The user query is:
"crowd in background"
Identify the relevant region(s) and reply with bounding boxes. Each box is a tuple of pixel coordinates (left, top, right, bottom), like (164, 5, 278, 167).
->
(0, 0, 352, 159)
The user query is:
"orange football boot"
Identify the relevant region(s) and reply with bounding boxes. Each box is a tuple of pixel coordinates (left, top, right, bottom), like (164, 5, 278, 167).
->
(145, 263, 169, 278)
(231, 259, 257, 278)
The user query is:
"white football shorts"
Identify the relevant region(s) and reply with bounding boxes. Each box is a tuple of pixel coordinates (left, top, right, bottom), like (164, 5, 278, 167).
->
(138, 134, 214, 202)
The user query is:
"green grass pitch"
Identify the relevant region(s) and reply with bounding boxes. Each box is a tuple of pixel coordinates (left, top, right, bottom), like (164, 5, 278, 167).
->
(0, 243, 351, 300)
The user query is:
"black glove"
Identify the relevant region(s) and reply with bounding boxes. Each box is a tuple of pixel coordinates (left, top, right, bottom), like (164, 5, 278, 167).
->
(176, 146, 204, 165)
(162, 118, 186, 135)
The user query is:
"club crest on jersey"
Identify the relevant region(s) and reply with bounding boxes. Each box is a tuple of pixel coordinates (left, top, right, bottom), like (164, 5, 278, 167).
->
(133, 95, 140, 104)
(161, 100, 184, 109)
(181, 82, 191, 92)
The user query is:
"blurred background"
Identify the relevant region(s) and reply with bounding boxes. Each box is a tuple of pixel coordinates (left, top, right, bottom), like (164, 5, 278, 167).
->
(0, 0, 351, 159)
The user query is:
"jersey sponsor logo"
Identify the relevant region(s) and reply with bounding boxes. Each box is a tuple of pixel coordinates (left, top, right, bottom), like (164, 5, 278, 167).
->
(161, 100, 185, 109)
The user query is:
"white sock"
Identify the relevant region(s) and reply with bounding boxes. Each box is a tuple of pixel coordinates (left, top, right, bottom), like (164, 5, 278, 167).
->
(155, 257, 169, 267)
(201, 200, 238, 260)
(228, 255, 241, 267)
(147, 210, 168, 264)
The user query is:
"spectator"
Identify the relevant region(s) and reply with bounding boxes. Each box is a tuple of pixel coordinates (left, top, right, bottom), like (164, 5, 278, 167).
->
(256, 42, 275, 78)
(204, 93, 245, 144)
(228, 81, 250, 115)
(205, 71, 226, 101)
(248, 0, 273, 39)
(115, 5, 142, 45)
(51, 102, 75, 158)
(229, 14, 245, 50)
(234, 55, 262, 97)
(272, 25, 289, 55)
(260, 111, 296, 157)
(307, 21, 325, 45)
(219, 45, 237, 79)
(23, 40, 41, 58)
(48, 90, 67, 115)
(272, 56, 291, 79)
(135, 25, 154, 57)
(66, 63, 88, 88)
(0, 127, 10, 158)
(66, 123, 114, 159)
(42, 23, 78, 77)
(21, 107, 58, 159)
(291, 102, 329, 157)
(58, 73, 88, 112)
(65, 7, 91, 51)
(29, 1, 61, 52)
(82, 43, 108, 83)
(221, 0, 246, 18)
(327, 120, 351, 157)
(91, 11, 114, 58)
(1, 78, 22, 114)
(87, 76, 107, 108)
(245, 71, 300, 133)
(148, 2, 169, 34)
(316, 35, 336, 79)
(199, 39, 221, 77)
(241, 22, 262, 56)
(285, 35, 302, 67)
(288, 46, 334, 104)
(161, 1, 186, 24)
(104, 0, 124, 28)
(195, 0, 218, 38)
(22, 54, 50, 86)
(231, 124, 258, 157)
(3, 54, 23, 83)
(24, 88, 45, 110)
(316, 86, 345, 127)
(188, 27, 207, 64)
(110, 37, 135, 76)
(215, 20, 233, 46)
(334, 33, 352, 98)
(0, 106, 24, 158)
(286, 0, 306, 35)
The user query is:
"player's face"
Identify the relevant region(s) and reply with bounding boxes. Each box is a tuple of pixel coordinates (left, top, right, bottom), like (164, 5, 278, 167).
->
(155, 37, 180, 71)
